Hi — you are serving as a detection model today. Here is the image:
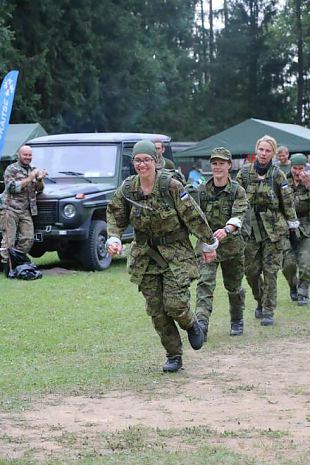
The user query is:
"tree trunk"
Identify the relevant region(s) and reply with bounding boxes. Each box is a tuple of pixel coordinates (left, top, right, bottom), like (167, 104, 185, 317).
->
(295, 0, 304, 124)
(200, 0, 208, 85)
(209, 0, 214, 64)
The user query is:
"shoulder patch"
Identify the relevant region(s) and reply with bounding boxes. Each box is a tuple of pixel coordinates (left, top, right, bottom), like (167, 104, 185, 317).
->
(280, 181, 289, 189)
(180, 191, 189, 201)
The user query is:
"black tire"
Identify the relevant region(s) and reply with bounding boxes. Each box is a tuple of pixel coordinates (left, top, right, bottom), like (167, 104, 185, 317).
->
(79, 220, 112, 271)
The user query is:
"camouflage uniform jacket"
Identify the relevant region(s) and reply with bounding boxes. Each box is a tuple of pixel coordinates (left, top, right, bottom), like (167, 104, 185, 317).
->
(236, 163, 297, 242)
(196, 177, 248, 260)
(107, 172, 214, 285)
(2, 161, 44, 216)
(286, 174, 310, 238)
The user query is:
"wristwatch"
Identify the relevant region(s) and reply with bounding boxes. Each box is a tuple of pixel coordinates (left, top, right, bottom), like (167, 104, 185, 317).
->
(224, 225, 231, 235)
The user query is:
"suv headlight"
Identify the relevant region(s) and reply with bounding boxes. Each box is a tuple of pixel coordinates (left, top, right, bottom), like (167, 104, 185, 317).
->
(63, 203, 77, 218)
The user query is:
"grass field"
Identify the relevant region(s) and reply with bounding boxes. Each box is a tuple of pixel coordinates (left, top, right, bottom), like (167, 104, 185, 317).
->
(0, 252, 309, 465)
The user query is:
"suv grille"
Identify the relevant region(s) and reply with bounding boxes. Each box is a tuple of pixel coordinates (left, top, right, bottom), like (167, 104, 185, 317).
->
(34, 201, 58, 227)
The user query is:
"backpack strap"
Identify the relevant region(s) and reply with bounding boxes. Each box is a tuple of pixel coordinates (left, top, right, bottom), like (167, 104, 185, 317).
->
(241, 164, 251, 190)
(158, 170, 176, 209)
(230, 179, 239, 201)
(267, 165, 280, 195)
(120, 176, 154, 212)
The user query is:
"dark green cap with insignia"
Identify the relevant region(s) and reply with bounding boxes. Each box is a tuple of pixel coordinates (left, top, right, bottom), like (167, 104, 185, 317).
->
(210, 147, 232, 161)
(290, 153, 307, 166)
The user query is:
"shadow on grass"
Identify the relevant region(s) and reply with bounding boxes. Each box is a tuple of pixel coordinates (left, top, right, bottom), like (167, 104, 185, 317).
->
(34, 252, 127, 272)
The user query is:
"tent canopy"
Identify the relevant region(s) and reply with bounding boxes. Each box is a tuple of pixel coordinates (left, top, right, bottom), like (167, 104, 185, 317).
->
(174, 118, 310, 160)
(2, 123, 47, 160)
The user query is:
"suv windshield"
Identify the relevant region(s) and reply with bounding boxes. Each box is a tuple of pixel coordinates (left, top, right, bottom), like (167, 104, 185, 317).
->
(31, 144, 118, 180)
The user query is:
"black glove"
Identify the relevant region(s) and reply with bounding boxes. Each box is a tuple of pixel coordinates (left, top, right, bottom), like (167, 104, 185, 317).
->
(289, 229, 299, 251)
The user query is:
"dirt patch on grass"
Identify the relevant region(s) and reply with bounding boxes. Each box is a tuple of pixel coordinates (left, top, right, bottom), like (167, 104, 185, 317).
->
(1, 338, 309, 464)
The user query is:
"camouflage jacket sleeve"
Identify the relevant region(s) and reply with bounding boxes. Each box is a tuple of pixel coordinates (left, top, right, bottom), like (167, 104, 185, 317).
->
(4, 164, 22, 194)
(235, 167, 246, 189)
(107, 186, 130, 240)
(35, 179, 44, 193)
(276, 170, 298, 222)
(229, 183, 249, 228)
(168, 179, 214, 244)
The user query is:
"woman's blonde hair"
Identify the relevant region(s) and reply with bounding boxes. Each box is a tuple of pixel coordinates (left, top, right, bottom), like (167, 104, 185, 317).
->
(255, 135, 277, 155)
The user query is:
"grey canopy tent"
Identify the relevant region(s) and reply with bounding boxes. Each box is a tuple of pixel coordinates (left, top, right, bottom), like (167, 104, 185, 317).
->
(1, 123, 47, 161)
(174, 118, 310, 162)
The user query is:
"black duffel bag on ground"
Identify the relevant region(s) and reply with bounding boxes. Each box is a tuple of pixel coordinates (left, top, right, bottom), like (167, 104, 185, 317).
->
(6, 248, 42, 280)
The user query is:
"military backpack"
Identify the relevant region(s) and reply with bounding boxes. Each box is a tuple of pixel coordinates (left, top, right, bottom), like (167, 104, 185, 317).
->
(121, 168, 186, 210)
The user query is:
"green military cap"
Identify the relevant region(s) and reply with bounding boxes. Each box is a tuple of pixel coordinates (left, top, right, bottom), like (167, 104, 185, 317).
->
(210, 147, 232, 161)
(290, 153, 307, 166)
(132, 140, 157, 160)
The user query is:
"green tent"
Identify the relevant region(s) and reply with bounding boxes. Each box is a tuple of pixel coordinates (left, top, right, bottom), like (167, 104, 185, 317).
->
(174, 118, 310, 161)
(1, 123, 47, 160)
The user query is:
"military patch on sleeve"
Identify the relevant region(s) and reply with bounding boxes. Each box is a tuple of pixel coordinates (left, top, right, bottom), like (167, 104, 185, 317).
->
(280, 181, 288, 189)
(180, 191, 189, 201)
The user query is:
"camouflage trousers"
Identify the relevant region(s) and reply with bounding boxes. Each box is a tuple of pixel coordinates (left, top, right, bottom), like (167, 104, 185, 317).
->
(244, 236, 283, 316)
(139, 260, 195, 358)
(195, 254, 245, 323)
(282, 236, 310, 298)
(1, 209, 34, 261)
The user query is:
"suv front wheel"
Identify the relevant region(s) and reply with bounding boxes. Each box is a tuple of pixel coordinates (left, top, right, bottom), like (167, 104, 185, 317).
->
(79, 220, 112, 271)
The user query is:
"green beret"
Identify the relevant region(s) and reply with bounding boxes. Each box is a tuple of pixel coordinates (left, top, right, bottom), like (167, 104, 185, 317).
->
(132, 140, 157, 160)
(290, 153, 307, 166)
(210, 147, 232, 161)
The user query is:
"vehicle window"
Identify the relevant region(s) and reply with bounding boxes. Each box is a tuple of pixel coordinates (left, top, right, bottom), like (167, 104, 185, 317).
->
(31, 144, 118, 178)
(122, 146, 135, 180)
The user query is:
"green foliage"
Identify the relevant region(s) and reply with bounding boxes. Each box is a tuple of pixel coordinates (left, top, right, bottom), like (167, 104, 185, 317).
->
(0, 1, 309, 140)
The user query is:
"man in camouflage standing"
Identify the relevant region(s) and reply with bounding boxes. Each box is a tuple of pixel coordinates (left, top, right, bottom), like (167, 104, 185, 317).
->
(154, 139, 176, 170)
(195, 148, 248, 337)
(1, 145, 47, 265)
(236, 135, 299, 326)
(282, 153, 310, 306)
(106, 140, 218, 373)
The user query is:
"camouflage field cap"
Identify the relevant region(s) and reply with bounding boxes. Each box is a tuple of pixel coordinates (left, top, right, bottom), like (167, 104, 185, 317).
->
(290, 153, 307, 166)
(210, 147, 232, 161)
(132, 140, 157, 161)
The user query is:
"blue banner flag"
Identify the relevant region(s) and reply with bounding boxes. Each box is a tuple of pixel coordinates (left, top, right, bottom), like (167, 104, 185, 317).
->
(0, 70, 19, 159)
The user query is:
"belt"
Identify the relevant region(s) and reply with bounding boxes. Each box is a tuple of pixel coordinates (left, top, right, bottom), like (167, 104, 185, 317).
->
(254, 205, 268, 213)
(135, 228, 189, 247)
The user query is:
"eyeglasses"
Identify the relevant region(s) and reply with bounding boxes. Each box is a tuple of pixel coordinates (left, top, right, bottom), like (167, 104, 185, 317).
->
(133, 158, 154, 165)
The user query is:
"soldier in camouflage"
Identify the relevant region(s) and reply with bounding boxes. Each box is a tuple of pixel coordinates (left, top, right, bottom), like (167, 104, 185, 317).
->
(153, 139, 176, 170)
(1, 145, 47, 264)
(282, 153, 310, 306)
(195, 148, 248, 338)
(236, 135, 299, 326)
(106, 140, 218, 373)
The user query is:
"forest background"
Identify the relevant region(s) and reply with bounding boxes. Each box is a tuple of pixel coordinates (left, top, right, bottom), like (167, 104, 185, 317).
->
(0, 0, 309, 141)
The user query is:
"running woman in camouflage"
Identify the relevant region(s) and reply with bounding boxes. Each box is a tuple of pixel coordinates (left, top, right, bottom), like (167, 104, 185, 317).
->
(195, 148, 248, 338)
(236, 135, 299, 326)
(106, 140, 218, 373)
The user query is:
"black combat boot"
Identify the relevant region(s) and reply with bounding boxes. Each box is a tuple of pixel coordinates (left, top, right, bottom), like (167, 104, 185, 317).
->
(255, 305, 263, 319)
(162, 356, 183, 373)
(297, 295, 308, 306)
(2, 261, 9, 278)
(290, 286, 298, 301)
(260, 315, 274, 326)
(187, 319, 204, 350)
(230, 319, 244, 336)
(198, 319, 209, 342)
